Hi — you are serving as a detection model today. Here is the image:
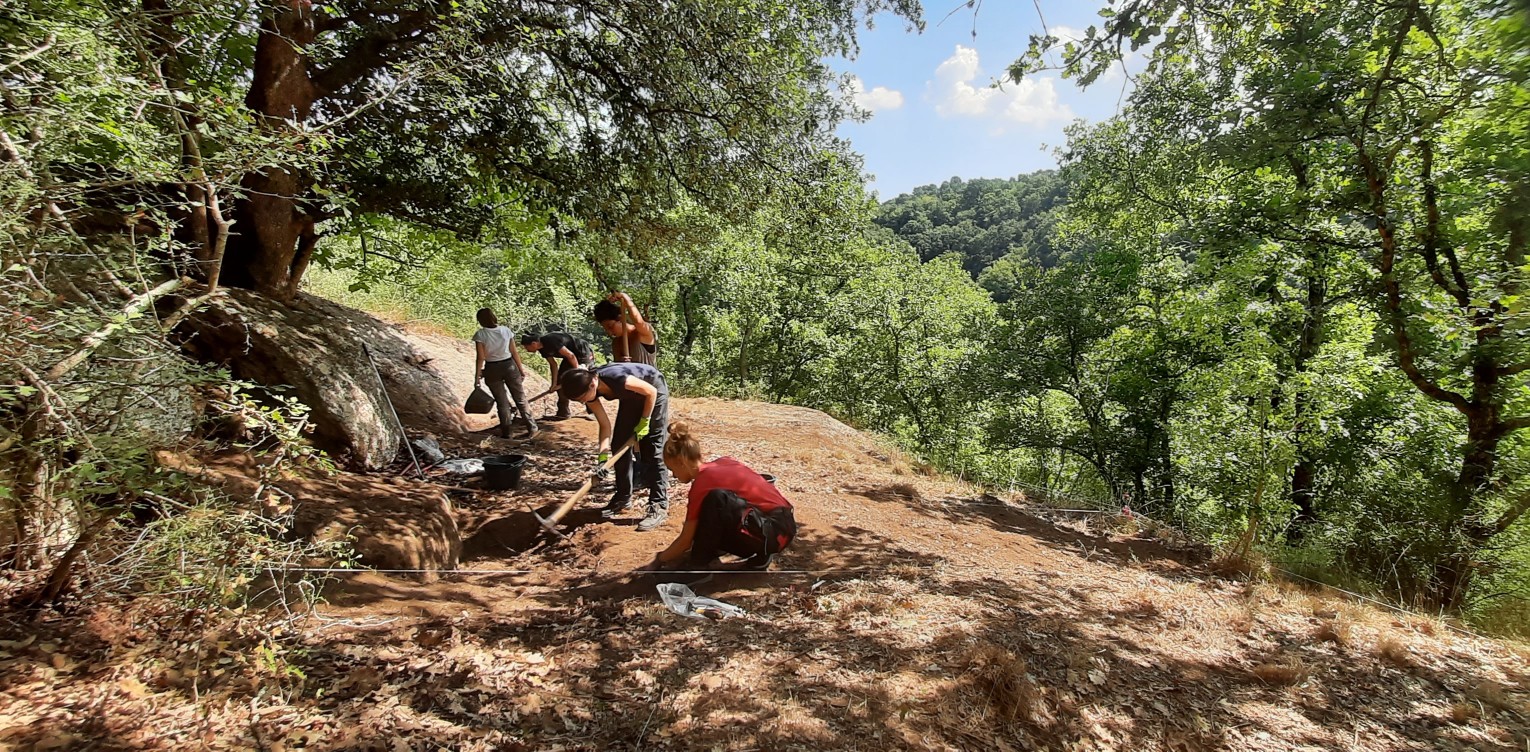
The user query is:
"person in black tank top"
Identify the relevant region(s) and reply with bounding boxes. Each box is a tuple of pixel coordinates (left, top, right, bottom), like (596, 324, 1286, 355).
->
(556, 363, 671, 532)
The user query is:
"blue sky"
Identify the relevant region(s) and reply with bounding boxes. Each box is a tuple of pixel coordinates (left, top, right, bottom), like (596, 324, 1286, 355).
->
(828, 0, 1140, 199)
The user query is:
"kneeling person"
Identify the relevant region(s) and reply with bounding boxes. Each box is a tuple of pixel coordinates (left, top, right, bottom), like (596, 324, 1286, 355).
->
(557, 363, 670, 531)
(653, 421, 796, 571)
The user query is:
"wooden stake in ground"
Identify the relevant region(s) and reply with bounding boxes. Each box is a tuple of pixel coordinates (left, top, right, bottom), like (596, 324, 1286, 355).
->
(535, 438, 637, 539)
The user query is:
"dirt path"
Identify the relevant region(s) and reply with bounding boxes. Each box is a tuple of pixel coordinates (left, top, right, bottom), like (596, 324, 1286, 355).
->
(1, 333, 1526, 751)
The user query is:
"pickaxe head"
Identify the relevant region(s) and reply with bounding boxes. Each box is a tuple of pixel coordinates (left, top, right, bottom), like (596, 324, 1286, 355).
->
(534, 510, 572, 541)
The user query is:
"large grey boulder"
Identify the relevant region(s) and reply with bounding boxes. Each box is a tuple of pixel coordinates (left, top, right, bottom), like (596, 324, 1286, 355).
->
(177, 289, 466, 470)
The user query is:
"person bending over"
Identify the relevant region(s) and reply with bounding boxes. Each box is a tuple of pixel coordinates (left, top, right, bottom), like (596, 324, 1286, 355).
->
(472, 307, 537, 439)
(557, 363, 670, 531)
(594, 290, 657, 366)
(520, 331, 595, 420)
(651, 421, 796, 572)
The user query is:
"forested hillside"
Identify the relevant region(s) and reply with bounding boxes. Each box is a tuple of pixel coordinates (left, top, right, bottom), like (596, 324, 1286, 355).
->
(871, 171, 1068, 296)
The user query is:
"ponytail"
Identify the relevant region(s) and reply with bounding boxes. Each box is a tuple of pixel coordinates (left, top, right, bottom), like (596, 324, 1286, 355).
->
(664, 420, 703, 465)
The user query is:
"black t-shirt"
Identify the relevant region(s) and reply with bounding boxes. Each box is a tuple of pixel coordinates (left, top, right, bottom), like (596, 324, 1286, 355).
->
(538, 332, 592, 364)
(595, 362, 667, 405)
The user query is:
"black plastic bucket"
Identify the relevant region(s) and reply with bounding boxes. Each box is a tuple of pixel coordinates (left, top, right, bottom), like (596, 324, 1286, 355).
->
(483, 454, 527, 491)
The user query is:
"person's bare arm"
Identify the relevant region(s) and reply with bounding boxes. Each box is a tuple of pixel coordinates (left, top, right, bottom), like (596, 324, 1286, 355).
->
(588, 399, 612, 453)
(510, 341, 528, 377)
(474, 341, 486, 383)
(543, 356, 560, 386)
(656, 518, 699, 564)
(557, 346, 580, 367)
(611, 291, 656, 346)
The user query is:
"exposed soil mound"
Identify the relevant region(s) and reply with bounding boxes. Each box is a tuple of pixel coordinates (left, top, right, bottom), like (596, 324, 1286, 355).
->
(165, 452, 462, 579)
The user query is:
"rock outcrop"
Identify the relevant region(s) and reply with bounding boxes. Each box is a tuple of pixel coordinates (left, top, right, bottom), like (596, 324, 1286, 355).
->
(177, 290, 467, 470)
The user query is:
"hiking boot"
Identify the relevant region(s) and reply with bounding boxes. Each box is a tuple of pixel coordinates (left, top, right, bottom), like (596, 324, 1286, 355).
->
(599, 496, 631, 518)
(497, 424, 514, 439)
(521, 421, 539, 440)
(545, 412, 570, 422)
(636, 506, 669, 532)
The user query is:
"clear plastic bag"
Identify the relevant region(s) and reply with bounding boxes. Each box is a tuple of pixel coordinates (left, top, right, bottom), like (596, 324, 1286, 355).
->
(656, 583, 747, 621)
(435, 458, 485, 476)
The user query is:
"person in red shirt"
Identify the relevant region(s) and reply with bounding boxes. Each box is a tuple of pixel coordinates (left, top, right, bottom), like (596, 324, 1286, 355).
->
(651, 420, 796, 571)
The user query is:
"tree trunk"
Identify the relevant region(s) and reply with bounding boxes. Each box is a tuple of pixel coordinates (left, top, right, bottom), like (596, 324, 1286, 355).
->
(1153, 390, 1175, 514)
(1287, 269, 1326, 541)
(1431, 415, 1502, 609)
(221, 0, 318, 301)
(677, 282, 697, 381)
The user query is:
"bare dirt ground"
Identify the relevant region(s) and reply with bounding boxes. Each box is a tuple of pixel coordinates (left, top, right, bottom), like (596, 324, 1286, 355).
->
(1, 332, 1527, 751)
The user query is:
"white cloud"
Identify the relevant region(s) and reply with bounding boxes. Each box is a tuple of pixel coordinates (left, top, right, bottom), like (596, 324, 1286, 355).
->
(1048, 25, 1088, 43)
(932, 45, 1073, 127)
(847, 76, 905, 112)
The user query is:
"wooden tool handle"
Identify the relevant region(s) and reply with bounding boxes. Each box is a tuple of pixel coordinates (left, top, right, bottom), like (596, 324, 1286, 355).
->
(540, 438, 638, 528)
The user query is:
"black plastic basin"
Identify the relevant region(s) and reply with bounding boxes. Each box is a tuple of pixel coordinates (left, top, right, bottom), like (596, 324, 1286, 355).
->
(483, 454, 527, 491)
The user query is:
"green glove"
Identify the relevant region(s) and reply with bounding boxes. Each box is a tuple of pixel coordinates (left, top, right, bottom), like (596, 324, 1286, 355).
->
(592, 452, 611, 479)
(635, 417, 651, 440)
(597, 451, 610, 464)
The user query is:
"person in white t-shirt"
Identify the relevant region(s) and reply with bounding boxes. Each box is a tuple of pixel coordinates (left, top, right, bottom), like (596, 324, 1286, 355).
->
(472, 308, 537, 439)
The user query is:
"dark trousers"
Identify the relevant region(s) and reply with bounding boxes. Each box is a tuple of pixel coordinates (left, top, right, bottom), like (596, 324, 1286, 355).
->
(482, 359, 533, 433)
(689, 489, 795, 565)
(555, 359, 576, 417)
(611, 393, 669, 511)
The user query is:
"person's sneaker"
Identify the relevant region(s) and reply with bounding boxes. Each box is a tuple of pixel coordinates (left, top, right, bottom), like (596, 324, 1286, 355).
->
(636, 507, 669, 532)
(599, 496, 631, 518)
(521, 422, 540, 440)
(545, 412, 571, 422)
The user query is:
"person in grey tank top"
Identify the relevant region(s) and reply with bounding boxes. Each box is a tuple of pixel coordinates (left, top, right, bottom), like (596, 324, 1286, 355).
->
(594, 290, 658, 366)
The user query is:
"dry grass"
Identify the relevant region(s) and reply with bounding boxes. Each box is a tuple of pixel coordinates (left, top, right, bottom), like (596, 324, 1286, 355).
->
(820, 579, 919, 618)
(1448, 702, 1480, 723)
(1314, 618, 1353, 647)
(1375, 637, 1414, 668)
(1122, 595, 1162, 619)
(1224, 605, 1257, 635)
(1215, 552, 1272, 580)
(1099, 513, 1144, 538)
(1250, 658, 1311, 686)
(964, 645, 1044, 725)
(1467, 681, 1526, 715)
(886, 482, 922, 500)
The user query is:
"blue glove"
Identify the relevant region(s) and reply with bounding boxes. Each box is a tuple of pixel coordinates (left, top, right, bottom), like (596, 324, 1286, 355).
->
(635, 417, 651, 440)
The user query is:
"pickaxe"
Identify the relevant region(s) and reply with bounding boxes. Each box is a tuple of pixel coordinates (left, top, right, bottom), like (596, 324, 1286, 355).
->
(534, 437, 638, 540)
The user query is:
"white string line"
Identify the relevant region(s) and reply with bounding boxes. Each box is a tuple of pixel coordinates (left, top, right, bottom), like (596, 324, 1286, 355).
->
(263, 565, 985, 576)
